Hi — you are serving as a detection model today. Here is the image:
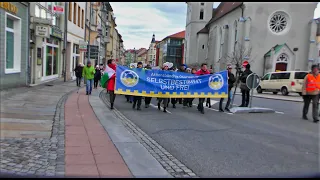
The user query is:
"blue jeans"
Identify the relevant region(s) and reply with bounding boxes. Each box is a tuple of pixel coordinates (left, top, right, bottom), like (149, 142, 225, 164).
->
(86, 79, 93, 93)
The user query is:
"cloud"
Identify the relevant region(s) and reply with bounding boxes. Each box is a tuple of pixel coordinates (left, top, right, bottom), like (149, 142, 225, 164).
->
(110, 2, 187, 50)
(111, 2, 319, 50)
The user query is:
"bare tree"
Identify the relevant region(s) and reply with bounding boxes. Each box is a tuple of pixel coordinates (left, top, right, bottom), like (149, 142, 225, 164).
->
(218, 42, 256, 108)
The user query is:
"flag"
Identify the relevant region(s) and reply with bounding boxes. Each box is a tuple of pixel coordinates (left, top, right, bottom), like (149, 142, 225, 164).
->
(101, 65, 115, 88)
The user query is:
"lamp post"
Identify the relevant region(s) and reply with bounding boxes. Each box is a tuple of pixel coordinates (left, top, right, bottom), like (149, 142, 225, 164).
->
(134, 47, 136, 63)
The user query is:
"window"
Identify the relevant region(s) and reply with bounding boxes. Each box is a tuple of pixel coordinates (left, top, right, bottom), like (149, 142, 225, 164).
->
(200, 10, 204, 20)
(73, 3, 77, 24)
(201, 2, 204, 5)
(269, 11, 289, 34)
(81, 9, 84, 29)
(294, 72, 307, 80)
(262, 73, 270, 80)
(68, 2, 72, 21)
(270, 73, 280, 80)
(202, 45, 205, 49)
(278, 73, 290, 79)
(78, 6, 80, 27)
(5, 13, 21, 74)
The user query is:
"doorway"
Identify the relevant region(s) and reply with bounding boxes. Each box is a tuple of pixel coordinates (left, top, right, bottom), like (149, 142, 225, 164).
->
(275, 63, 287, 72)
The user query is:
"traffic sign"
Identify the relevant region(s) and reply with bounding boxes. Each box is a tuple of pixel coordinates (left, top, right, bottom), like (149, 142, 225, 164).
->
(53, 5, 64, 14)
(246, 73, 260, 89)
(242, 60, 249, 67)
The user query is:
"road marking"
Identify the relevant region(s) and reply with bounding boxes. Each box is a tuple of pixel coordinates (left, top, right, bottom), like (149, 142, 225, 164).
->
(150, 103, 172, 114)
(193, 104, 233, 115)
(275, 111, 284, 114)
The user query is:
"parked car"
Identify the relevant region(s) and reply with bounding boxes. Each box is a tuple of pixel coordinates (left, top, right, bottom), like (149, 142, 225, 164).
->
(256, 71, 308, 96)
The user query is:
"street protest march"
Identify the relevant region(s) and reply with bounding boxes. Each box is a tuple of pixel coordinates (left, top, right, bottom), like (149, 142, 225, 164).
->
(113, 65, 228, 98)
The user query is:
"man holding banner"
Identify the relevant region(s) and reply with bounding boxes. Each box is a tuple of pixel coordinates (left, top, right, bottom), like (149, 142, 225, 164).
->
(101, 59, 116, 109)
(132, 62, 144, 110)
(196, 63, 211, 114)
(157, 62, 171, 113)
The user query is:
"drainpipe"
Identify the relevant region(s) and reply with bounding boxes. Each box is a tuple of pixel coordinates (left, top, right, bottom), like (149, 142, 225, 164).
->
(27, 2, 31, 86)
(84, 2, 87, 63)
(63, 2, 68, 82)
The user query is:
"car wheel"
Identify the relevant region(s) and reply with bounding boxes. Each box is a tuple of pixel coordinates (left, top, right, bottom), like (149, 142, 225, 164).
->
(273, 92, 278, 95)
(257, 86, 263, 94)
(281, 87, 289, 96)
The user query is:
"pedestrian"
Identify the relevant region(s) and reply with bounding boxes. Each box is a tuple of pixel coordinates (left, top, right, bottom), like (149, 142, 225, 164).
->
(302, 64, 320, 123)
(219, 65, 236, 112)
(196, 63, 211, 114)
(144, 65, 152, 108)
(183, 67, 193, 107)
(186, 68, 198, 107)
(82, 61, 95, 95)
(239, 63, 253, 107)
(94, 65, 101, 89)
(106, 59, 117, 109)
(177, 64, 187, 106)
(132, 62, 143, 110)
(158, 62, 170, 113)
(74, 63, 84, 87)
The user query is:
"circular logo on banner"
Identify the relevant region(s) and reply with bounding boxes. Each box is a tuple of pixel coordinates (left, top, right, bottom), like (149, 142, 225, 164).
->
(208, 74, 224, 90)
(120, 70, 139, 87)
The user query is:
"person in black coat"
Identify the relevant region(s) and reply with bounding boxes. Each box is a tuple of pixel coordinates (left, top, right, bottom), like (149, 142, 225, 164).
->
(74, 63, 84, 87)
(239, 63, 253, 107)
(219, 65, 236, 112)
(94, 65, 102, 89)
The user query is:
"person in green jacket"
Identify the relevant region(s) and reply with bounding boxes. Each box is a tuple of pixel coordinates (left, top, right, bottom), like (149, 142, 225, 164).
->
(82, 60, 96, 95)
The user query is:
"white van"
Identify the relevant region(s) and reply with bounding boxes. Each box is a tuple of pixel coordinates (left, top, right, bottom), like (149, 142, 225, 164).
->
(257, 71, 308, 96)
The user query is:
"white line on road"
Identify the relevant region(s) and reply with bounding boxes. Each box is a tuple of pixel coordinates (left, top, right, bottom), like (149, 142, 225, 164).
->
(150, 103, 172, 114)
(193, 104, 233, 115)
(275, 111, 284, 114)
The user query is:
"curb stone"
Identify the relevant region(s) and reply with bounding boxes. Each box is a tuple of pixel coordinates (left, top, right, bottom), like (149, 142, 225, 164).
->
(99, 90, 199, 178)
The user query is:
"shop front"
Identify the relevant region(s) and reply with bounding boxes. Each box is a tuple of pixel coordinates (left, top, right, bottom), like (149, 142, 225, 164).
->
(0, 2, 29, 89)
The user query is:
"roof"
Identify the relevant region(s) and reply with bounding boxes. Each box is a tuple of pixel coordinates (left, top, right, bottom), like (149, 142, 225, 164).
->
(206, 2, 243, 27)
(264, 43, 286, 57)
(197, 27, 209, 34)
(161, 30, 185, 42)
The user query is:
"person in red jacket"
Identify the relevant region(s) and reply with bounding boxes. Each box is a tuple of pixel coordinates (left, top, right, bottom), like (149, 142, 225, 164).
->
(107, 59, 117, 109)
(196, 63, 211, 114)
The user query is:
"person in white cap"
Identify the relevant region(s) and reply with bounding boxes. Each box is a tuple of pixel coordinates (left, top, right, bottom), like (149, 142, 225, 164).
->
(219, 65, 236, 112)
(157, 62, 170, 113)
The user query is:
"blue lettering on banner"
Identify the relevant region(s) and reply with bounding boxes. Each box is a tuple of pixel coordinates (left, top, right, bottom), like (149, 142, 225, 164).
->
(114, 65, 228, 98)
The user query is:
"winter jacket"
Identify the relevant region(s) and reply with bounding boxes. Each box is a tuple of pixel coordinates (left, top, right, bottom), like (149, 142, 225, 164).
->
(82, 65, 96, 80)
(240, 69, 253, 83)
(94, 68, 102, 81)
(107, 64, 117, 91)
(74, 66, 83, 78)
(228, 72, 236, 89)
(196, 69, 210, 75)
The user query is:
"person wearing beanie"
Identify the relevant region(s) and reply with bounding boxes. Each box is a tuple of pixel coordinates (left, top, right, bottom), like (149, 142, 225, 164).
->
(195, 63, 210, 114)
(94, 65, 102, 89)
(82, 60, 95, 95)
(106, 59, 117, 109)
(219, 65, 236, 112)
(239, 63, 253, 107)
(132, 62, 143, 110)
(144, 64, 152, 108)
(301, 64, 320, 123)
(157, 62, 170, 113)
(74, 63, 84, 87)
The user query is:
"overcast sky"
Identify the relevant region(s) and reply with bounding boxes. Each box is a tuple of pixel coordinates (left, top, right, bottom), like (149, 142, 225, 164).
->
(110, 2, 320, 50)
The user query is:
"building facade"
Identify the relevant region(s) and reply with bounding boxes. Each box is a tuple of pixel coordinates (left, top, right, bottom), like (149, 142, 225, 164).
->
(317, 18, 320, 64)
(156, 31, 185, 68)
(29, 2, 64, 85)
(66, 2, 85, 80)
(186, 2, 319, 76)
(0, 2, 29, 89)
(137, 48, 148, 64)
(147, 34, 159, 66)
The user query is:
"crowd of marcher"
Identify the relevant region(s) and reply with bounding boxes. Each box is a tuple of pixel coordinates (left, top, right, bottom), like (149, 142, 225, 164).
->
(75, 58, 256, 114)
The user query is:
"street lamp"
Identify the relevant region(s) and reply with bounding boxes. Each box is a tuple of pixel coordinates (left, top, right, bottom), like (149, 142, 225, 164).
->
(133, 47, 136, 63)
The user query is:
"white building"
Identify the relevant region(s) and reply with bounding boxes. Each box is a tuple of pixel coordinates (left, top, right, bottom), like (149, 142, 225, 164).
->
(66, 2, 86, 80)
(147, 34, 158, 66)
(185, 2, 319, 76)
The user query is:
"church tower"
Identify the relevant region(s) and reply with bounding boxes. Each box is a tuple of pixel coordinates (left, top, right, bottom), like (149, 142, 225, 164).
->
(185, 2, 213, 65)
(148, 34, 157, 66)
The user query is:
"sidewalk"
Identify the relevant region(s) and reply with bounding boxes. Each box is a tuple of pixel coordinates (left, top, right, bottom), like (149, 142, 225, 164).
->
(235, 88, 303, 102)
(0, 79, 78, 138)
(64, 88, 132, 177)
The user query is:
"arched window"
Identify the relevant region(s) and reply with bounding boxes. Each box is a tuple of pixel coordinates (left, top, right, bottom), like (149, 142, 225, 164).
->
(219, 27, 222, 59)
(200, 9, 204, 20)
(234, 20, 238, 51)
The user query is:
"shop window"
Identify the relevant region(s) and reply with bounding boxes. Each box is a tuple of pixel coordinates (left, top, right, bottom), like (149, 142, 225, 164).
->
(5, 13, 21, 74)
(68, 2, 72, 21)
(78, 6, 80, 27)
(73, 3, 77, 24)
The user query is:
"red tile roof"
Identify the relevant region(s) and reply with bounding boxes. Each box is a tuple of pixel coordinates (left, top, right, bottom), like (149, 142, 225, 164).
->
(206, 2, 243, 27)
(167, 30, 185, 39)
